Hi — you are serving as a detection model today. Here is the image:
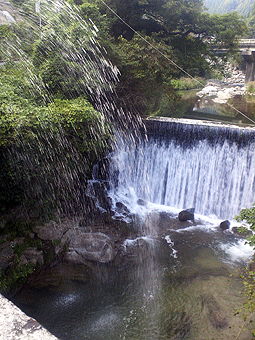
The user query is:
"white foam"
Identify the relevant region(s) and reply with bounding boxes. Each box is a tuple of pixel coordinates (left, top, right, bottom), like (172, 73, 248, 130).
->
(165, 235, 178, 258)
(219, 239, 254, 264)
(123, 236, 155, 250)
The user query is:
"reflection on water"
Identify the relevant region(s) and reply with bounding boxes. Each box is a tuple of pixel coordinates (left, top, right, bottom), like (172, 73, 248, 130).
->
(163, 89, 255, 126)
(12, 220, 254, 340)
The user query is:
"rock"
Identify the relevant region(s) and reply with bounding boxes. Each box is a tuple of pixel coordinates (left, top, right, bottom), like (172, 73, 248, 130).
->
(219, 220, 230, 231)
(163, 311, 192, 339)
(93, 158, 110, 181)
(86, 181, 112, 211)
(30, 263, 91, 288)
(232, 226, 253, 238)
(0, 243, 15, 271)
(178, 208, 195, 222)
(137, 199, 147, 206)
(63, 229, 115, 263)
(116, 202, 130, 215)
(18, 248, 44, 267)
(33, 221, 69, 241)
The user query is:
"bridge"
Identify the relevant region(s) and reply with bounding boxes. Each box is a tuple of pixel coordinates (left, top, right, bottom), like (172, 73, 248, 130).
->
(239, 39, 255, 84)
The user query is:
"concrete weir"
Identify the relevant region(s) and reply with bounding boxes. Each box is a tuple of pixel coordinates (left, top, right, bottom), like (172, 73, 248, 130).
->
(0, 294, 59, 340)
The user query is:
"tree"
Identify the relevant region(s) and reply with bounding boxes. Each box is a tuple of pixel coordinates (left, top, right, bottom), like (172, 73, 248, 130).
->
(32, 17, 103, 98)
(0, 63, 110, 213)
(248, 3, 255, 38)
(111, 34, 180, 115)
(80, 0, 246, 114)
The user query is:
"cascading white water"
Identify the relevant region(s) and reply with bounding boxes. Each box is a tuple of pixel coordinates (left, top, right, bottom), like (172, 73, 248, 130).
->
(109, 119, 255, 220)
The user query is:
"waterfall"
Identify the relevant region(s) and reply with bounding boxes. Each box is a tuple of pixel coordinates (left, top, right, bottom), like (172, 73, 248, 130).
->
(109, 119, 255, 220)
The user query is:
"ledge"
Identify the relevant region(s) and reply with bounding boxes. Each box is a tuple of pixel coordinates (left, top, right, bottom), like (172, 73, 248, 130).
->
(0, 294, 59, 340)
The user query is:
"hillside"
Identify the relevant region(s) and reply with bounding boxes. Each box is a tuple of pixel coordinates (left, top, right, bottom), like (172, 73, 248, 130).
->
(204, 0, 255, 17)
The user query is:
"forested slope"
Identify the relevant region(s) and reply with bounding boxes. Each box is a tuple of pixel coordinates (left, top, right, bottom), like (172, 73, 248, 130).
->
(204, 0, 255, 17)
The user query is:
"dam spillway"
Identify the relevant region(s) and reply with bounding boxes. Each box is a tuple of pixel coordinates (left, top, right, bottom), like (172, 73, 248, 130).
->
(108, 118, 255, 220)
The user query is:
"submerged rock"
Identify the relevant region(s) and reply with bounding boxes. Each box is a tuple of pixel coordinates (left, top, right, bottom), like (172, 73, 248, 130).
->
(219, 220, 230, 231)
(201, 294, 228, 329)
(162, 311, 192, 339)
(178, 208, 195, 222)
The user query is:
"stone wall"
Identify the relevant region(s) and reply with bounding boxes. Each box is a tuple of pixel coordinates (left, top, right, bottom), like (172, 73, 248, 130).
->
(0, 294, 59, 340)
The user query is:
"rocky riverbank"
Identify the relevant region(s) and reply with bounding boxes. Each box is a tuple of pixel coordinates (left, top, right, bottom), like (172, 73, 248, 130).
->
(0, 195, 250, 296)
(197, 63, 246, 104)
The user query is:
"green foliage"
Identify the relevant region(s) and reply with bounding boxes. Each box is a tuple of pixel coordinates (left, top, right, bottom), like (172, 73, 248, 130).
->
(204, 0, 255, 17)
(31, 9, 108, 99)
(209, 12, 246, 57)
(0, 22, 39, 61)
(73, 0, 246, 115)
(0, 63, 110, 213)
(248, 3, 255, 38)
(234, 267, 255, 339)
(235, 204, 255, 247)
(109, 34, 180, 116)
(49, 97, 110, 158)
(247, 82, 255, 94)
(79, 1, 111, 36)
(0, 263, 34, 292)
(0, 0, 248, 215)
(10, 0, 246, 117)
(171, 77, 204, 90)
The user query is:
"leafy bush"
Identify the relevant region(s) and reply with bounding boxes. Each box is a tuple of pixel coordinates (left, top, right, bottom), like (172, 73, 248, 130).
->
(235, 204, 255, 247)
(247, 82, 255, 94)
(235, 205, 255, 338)
(0, 65, 110, 214)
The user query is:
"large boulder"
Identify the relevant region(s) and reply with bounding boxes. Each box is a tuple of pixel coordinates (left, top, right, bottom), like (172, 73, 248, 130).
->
(178, 208, 195, 222)
(63, 230, 115, 264)
(219, 220, 230, 231)
(33, 219, 74, 241)
(19, 248, 44, 267)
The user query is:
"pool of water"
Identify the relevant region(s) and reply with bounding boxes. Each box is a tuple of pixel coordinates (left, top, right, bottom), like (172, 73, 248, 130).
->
(12, 214, 254, 340)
